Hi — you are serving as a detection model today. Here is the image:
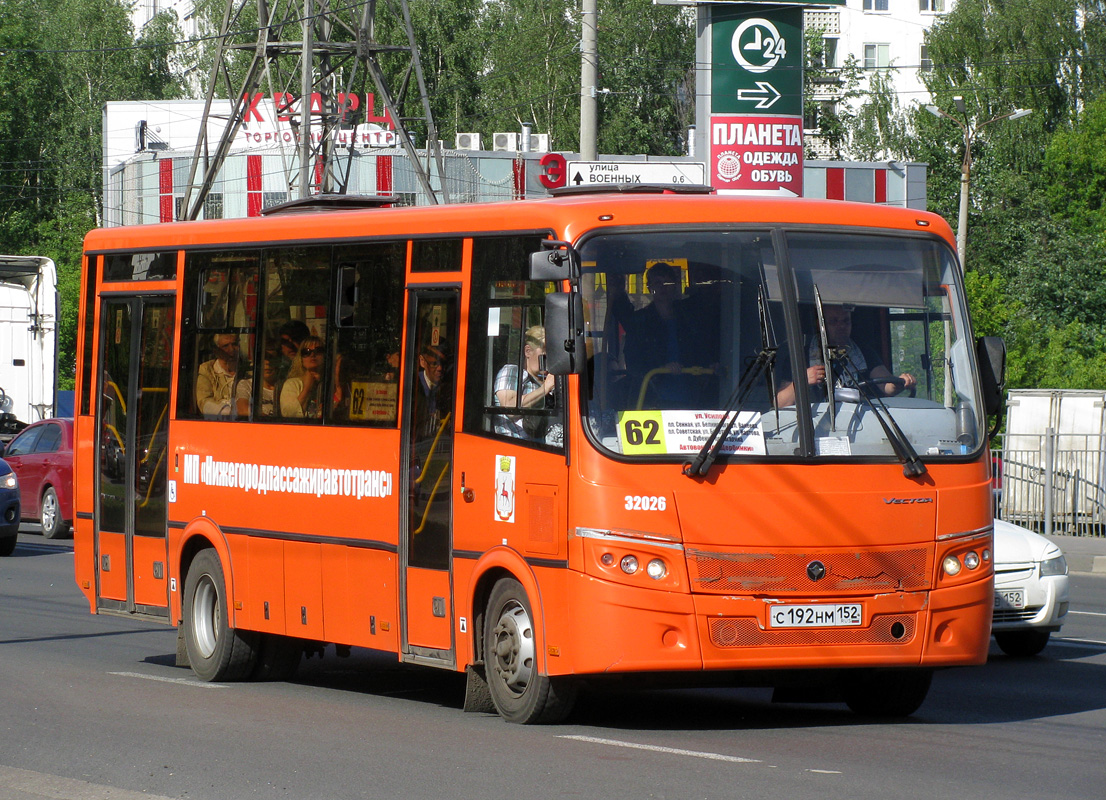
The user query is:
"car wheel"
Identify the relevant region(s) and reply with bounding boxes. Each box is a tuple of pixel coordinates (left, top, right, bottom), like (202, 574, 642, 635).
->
(995, 629, 1051, 657)
(842, 668, 932, 718)
(0, 535, 15, 557)
(483, 578, 576, 724)
(182, 549, 258, 681)
(40, 487, 71, 539)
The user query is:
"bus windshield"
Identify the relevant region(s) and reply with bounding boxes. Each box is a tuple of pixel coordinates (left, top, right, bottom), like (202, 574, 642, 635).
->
(580, 228, 983, 461)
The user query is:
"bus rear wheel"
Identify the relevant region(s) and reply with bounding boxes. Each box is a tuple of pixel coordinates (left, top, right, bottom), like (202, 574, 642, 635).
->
(842, 668, 932, 718)
(182, 549, 258, 682)
(483, 578, 576, 724)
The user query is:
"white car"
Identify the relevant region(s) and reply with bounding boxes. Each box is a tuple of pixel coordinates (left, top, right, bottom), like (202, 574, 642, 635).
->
(992, 518, 1070, 656)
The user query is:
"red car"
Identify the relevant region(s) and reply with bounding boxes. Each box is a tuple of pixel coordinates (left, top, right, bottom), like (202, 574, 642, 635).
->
(1, 418, 73, 539)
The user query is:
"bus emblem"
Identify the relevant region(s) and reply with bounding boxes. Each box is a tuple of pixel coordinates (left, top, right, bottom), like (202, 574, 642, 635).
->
(807, 561, 827, 582)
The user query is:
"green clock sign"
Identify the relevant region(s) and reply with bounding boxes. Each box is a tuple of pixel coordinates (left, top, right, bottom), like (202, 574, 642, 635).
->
(711, 5, 803, 118)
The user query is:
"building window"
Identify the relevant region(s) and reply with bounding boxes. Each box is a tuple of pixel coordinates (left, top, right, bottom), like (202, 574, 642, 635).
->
(920, 45, 932, 72)
(864, 44, 891, 69)
(823, 38, 838, 69)
(920, 0, 945, 11)
(863, 0, 890, 11)
(262, 192, 288, 211)
(204, 193, 224, 220)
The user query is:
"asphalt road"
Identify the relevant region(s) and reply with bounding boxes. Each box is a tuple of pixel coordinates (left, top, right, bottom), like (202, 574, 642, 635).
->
(3, 526, 1105, 800)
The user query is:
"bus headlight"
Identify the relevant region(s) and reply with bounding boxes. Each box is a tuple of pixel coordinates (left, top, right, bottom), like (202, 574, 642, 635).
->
(620, 555, 639, 575)
(964, 551, 980, 570)
(646, 559, 667, 580)
(942, 555, 962, 576)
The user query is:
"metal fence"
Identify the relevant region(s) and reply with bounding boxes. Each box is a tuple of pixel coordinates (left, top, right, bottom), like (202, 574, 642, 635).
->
(992, 432, 1106, 537)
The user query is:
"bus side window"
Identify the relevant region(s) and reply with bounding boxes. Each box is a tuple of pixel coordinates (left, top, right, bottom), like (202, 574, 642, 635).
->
(484, 305, 562, 447)
(329, 242, 405, 426)
(178, 251, 260, 421)
(261, 247, 331, 423)
(463, 234, 561, 450)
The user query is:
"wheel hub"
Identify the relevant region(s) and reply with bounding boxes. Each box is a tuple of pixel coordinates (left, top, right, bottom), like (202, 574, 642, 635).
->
(491, 601, 534, 695)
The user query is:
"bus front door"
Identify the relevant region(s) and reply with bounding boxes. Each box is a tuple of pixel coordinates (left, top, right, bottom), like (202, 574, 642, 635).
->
(400, 290, 459, 665)
(95, 296, 175, 618)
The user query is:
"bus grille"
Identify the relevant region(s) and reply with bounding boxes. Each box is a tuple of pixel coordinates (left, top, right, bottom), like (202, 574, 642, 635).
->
(686, 547, 930, 594)
(708, 615, 917, 648)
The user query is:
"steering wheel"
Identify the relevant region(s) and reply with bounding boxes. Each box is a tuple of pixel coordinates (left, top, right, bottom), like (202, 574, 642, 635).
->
(854, 376, 915, 398)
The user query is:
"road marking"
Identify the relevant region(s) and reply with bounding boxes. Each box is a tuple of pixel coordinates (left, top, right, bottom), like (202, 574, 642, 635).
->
(109, 671, 228, 688)
(0, 765, 179, 800)
(806, 769, 843, 774)
(1052, 637, 1106, 648)
(1068, 610, 1106, 618)
(558, 734, 761, 763)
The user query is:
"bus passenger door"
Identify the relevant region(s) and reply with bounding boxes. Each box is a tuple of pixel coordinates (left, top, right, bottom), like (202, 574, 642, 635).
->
(95, 296, 175, 618)
(400, 290, 458, 665)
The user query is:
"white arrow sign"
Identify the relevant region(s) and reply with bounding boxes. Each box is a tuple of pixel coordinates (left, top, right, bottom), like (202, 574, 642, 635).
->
(736, 81, 781, 110)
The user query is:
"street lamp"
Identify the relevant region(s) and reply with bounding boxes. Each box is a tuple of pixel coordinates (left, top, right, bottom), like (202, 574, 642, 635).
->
(924, 96, 1032, 266)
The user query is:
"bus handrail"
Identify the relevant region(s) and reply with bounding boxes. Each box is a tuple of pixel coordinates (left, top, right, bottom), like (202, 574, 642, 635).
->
(635, 366, 714, 410)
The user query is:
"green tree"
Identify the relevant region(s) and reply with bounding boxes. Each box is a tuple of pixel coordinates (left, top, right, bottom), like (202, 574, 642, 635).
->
(0, 0, 183, 387)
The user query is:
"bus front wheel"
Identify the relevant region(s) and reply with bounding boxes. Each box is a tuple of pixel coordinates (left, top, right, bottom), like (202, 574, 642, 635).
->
(182, 549, 258, 682)
(842, 668, 932, 718)
(483, 578, 576, 724)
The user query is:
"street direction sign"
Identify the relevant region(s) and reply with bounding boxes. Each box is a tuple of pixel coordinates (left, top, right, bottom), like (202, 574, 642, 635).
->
(566, 161, 707, 187)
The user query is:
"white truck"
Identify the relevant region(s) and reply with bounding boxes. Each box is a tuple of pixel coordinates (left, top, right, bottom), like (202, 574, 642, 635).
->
(0, 255, 58, 441)
(999, 388, 1106, 533)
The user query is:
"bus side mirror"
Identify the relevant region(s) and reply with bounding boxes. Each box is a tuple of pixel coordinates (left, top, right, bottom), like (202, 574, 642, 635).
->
(976, 336, 1006, 417)
(544, 292, 584, 375)
(529, 241, 577, 282)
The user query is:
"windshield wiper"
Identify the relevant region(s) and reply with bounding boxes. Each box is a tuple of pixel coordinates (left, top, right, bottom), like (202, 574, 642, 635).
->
(683, 346, 777, 478)
(835, 353, 928, 478)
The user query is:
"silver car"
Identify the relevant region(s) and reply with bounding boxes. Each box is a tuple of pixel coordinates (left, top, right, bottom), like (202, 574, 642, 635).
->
(992, 519, 1070, 656)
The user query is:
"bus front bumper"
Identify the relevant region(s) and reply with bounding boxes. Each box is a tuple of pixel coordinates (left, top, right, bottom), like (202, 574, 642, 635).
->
(558, 572, 991, 676)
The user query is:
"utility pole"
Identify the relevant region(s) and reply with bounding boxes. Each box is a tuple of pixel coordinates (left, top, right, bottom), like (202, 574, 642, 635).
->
(180, 0, 447, 220)
(925, 97, 1031, 266)
(579, 0, 598, 161)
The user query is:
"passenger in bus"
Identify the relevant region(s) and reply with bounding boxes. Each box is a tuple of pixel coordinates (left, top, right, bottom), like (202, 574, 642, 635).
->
(235, 350, 280, 419)
(775, 304, 916, 406)
(276, 319, 311, 379)
(494, 325, 556, 441)
(280, 336, 326, 419)
(608, 262, 704, 407)
(413, 343, 446, 438)
(195, 333, 243, 418)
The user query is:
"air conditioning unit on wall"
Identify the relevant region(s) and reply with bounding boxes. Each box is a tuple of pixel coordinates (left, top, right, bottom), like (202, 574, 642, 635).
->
(528, 133, 550, 152)
(493, 132, 519, 152)
(455, 132, 481, 150)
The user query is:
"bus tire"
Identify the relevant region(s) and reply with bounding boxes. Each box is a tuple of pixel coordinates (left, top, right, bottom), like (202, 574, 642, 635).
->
(842, 668, 932, 718)
(40, 487, 70, 539)
(483, 578, 576, 724)
(182, 549, 258, 682)
(252, 634, 303, 681)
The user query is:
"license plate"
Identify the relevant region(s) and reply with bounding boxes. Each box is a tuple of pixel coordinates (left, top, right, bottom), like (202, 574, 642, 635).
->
(769, 603, 863, 628)
(994, 588, 1026, 610)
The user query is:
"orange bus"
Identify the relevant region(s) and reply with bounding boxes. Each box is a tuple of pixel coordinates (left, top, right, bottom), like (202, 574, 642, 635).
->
(73, 187, 1005, 722)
